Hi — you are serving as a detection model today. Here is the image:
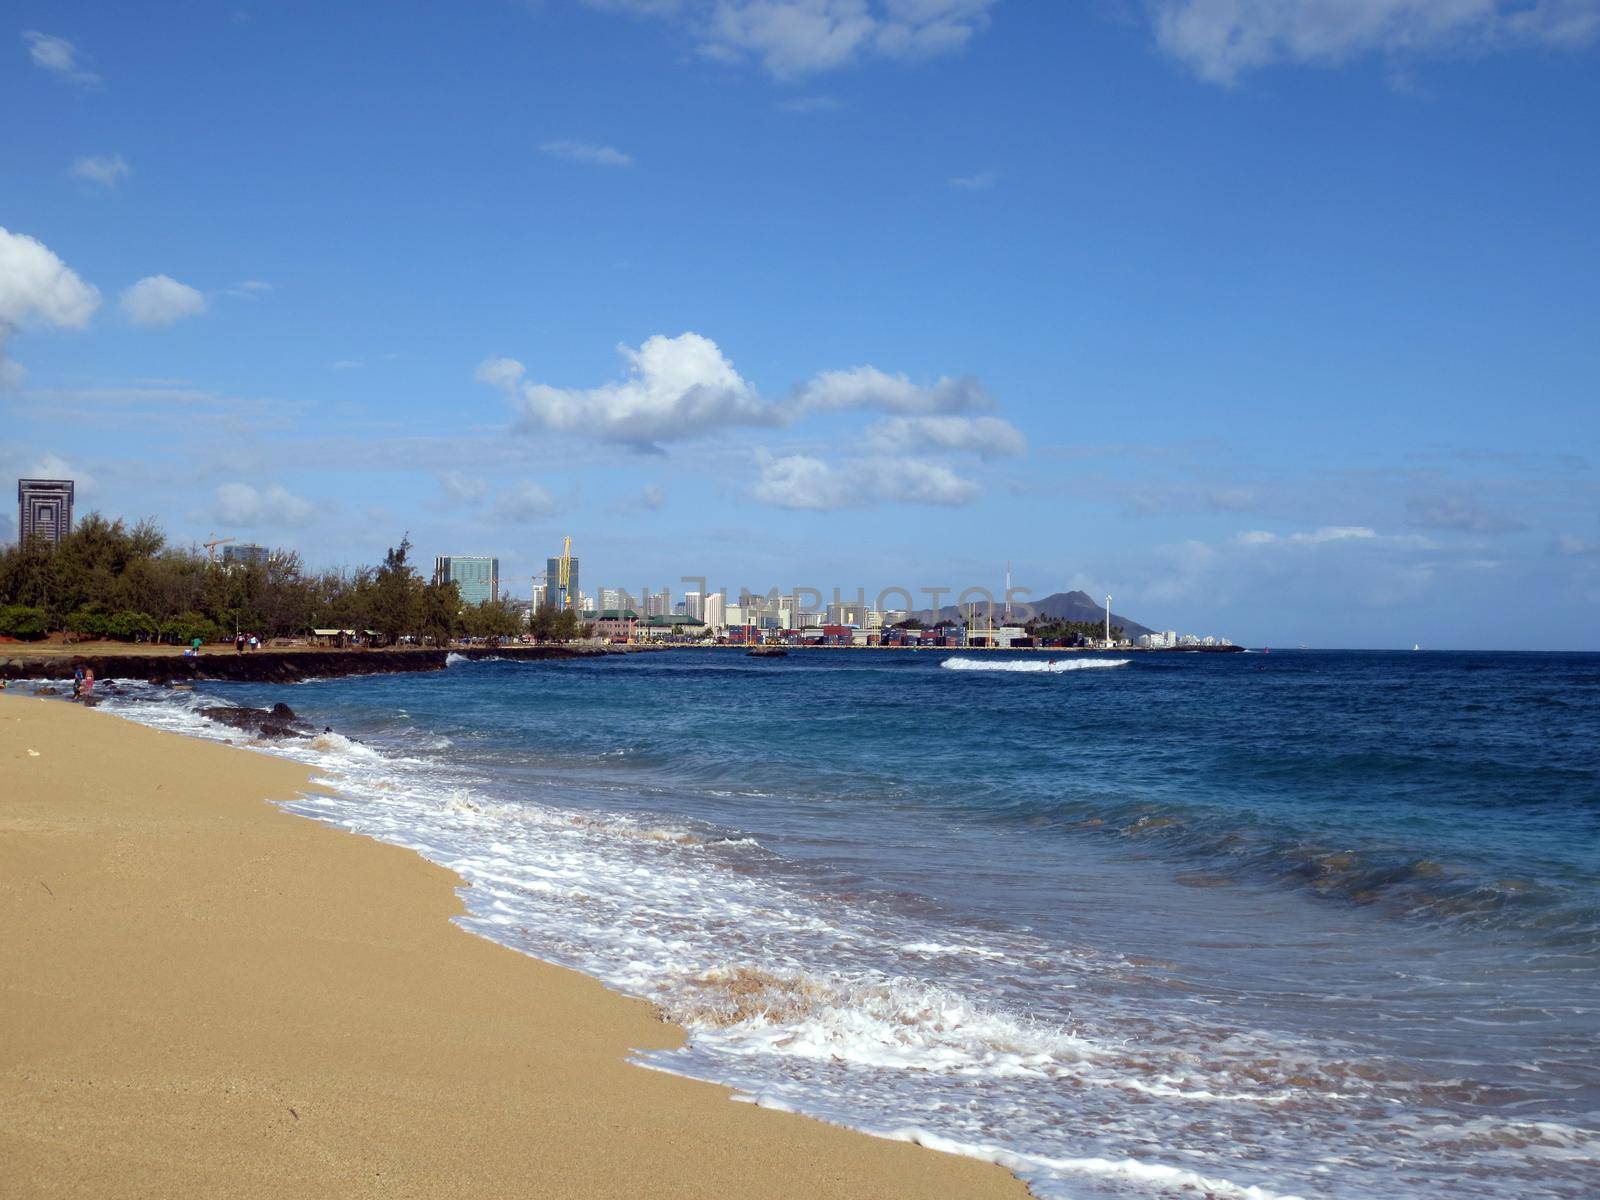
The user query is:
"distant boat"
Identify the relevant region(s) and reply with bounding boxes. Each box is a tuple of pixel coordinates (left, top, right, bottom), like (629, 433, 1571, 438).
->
(1413, 644, 1422, 651)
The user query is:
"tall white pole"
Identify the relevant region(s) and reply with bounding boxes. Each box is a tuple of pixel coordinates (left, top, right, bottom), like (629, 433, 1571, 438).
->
(1105, 594, 1112, 647)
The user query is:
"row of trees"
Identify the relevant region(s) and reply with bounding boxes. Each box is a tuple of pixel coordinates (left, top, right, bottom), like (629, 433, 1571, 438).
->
(0, 516, 584, 645)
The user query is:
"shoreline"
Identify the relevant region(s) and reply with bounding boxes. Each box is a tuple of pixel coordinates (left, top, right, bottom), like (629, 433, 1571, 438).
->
(0, 638, 1241, 685)
(0, 692, 1026, 1198)
(0, 643, 650, 684)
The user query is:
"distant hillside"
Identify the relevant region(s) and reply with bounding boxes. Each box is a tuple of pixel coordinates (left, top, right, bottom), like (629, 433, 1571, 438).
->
(911, 589, 1154, 639)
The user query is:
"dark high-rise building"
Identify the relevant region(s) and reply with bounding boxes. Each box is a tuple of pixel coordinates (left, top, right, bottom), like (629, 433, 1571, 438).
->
(544, 555, 580, 611)
(17, 478, 74, 547)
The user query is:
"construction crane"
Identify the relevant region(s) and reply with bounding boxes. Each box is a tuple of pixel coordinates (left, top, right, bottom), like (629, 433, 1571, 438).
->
(203, 533, 236, 561)
(556, 535, 573, 611)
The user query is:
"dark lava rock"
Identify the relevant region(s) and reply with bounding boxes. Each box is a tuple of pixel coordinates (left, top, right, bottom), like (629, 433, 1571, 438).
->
(198, 705, 310, 740)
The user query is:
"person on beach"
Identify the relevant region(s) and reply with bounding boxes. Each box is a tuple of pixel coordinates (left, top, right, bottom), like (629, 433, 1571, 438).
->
(192, 635, 203, 655)
(72, 664, 84, 700)
(81, 667, 94, 700)
(249, 634, 260, 652)
(235, 632, 245, 654)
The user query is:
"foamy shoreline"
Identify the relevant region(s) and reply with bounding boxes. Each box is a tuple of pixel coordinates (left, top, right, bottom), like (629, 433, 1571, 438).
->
(0, 691, 1025, 1199)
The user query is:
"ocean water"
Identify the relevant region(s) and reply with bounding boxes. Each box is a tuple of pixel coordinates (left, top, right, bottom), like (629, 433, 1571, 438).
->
(91, 649, 1599, 1199)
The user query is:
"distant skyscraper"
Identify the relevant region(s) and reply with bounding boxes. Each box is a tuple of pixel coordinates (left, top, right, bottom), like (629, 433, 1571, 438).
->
(17, 478, 74, 547)
(703, 592, 725, 629)
(544, 555, 580, 611)
(683, 590, 704, 621)
(531, 581, 548, 610)
(435, 555, 500, 606)
(221, 542, 269, 567)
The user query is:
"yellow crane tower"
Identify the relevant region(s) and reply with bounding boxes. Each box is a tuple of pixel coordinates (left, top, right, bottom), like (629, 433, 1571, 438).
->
(557, 535, 573, 611)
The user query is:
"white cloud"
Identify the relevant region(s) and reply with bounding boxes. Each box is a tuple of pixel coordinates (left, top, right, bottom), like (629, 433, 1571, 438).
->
(437, 471, 488, 506)
(948, 168, 997, 190)
(867, 414, 1025, 458)
(753, 451, 979, 509)
(213, 482, 316, 527)
(795, 364, 992, 414)
(583, 0, 996, 79)
(1152, 0, 1600, 85)
(540, 140, 634, 167)
(479, 332, 783, 447)
(475, 356, 526, 390)
(331, 359, 364, 371)
(225, 280, 272, 300)
(70, 154, 130, 187)
(120, 275, 207, 327)
(22, 31, 100, 86)
(0, 226, 101, 387)
(494, 481, 561, 520)
(1233, 525, 1435, 549)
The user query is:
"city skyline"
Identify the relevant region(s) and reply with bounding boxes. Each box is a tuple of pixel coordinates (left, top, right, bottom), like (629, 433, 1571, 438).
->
(4, 5, 1598, 649)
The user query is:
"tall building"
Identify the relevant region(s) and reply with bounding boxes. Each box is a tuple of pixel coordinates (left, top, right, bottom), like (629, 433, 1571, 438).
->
(683, 590, 704, 621)
(703, 591, 725, 629)
(531, 581, 548, 610)
(544, 554, 580, 611)
(221, 542, 269, 567)
(17, 478, 74, 547)
(435, 555, 500, 606)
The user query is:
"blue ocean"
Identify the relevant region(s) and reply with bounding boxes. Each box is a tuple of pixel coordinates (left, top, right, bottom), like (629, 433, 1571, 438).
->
(101, 649, 1599, 1199)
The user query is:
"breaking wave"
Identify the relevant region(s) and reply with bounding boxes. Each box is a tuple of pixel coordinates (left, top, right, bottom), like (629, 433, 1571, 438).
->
(941, 656, 1131, 673)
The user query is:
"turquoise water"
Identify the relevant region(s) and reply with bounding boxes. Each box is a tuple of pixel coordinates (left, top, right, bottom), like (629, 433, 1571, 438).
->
(106, 649, 1600, 1199)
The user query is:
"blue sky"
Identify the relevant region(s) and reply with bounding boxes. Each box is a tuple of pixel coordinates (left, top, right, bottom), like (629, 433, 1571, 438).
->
(3, 0, 1598, 648)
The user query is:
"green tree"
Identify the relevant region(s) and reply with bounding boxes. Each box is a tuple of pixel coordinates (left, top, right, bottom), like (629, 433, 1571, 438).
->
(369, 535, 420, 645)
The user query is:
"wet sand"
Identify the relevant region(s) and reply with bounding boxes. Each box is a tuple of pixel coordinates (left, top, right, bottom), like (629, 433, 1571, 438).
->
(0, 693, 1026, 1198)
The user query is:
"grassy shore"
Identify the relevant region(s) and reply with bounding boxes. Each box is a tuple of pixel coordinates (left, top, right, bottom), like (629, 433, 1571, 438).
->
(0, 694, 1025, 1198)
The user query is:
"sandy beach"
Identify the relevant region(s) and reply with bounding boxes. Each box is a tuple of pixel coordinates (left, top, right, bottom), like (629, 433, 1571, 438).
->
(0, 692, 1025, 1199)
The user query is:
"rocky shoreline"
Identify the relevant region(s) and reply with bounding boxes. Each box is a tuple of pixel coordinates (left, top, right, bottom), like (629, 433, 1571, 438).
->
(0, 644, 646, 685)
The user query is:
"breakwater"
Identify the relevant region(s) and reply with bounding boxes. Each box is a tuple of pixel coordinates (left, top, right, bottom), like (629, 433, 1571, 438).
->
(0, 644, 643, 685)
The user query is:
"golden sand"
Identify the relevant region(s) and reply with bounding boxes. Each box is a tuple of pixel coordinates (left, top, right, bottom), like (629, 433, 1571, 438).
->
(0, 693, 1025, 1198)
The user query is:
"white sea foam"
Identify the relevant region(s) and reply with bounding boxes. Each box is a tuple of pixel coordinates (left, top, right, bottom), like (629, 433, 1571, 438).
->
(941, 656, 1130, 673)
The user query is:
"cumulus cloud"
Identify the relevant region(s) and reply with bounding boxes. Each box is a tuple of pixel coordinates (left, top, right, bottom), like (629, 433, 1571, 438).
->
(866, 414, 1025, 458)
(794, 364, 992, 414)
(540, 140, 633, 167)
(583, 0, 996, 79)
(22, 31, 100, 86)
(479, 333, 783, 448)
(0, 226, 101, 387)
(494, 481, 561, 520)
(1151, 0, 1600, 85)
(213, 482, 316, 527)
(70, 154, 130, 187)
(753, 451, 979, 509)
(120, 275, 207, 326)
